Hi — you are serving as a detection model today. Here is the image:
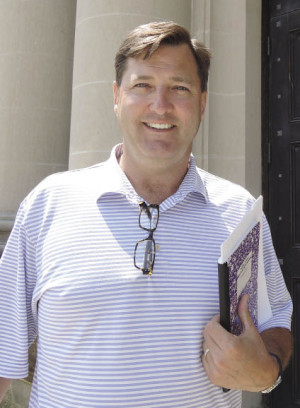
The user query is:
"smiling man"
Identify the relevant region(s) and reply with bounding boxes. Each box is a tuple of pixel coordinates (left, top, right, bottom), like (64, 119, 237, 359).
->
(114, 42, 207, 205)
(0, 22, 292, 408)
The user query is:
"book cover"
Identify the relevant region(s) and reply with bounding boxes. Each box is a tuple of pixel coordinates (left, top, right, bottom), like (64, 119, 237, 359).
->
(218, 196, 270, 335)
(228, 221, 259, 334)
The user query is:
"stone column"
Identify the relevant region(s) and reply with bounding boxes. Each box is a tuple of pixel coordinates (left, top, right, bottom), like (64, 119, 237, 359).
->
(195, 0, 263, 404)
(69, 0, 192, 170)
(0, 0, 77, 404)
(0, 0, 76, 253)
(200, 0, 261, 197)
(191, 0, 211, 170)
(245, 0, 262, 197)
(206, 0, 247, 187)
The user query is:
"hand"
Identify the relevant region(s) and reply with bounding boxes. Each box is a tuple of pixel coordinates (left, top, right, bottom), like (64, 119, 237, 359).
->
(202, 295, 279, 391)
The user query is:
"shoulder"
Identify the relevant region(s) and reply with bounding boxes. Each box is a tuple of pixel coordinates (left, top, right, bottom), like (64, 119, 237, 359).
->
(26, 161, 108, 201)
(14, 161, 112, 242)
(196, 167, 255, 211)
(18, 160, 110, 221)
(38, 161, 108, 191)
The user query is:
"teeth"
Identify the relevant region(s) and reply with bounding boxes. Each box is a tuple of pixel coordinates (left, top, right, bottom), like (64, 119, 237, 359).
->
(146, 122, 174, 129)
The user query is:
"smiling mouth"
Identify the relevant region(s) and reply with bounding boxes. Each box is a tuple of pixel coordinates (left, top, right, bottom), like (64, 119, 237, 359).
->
(144, 122, 176, 130)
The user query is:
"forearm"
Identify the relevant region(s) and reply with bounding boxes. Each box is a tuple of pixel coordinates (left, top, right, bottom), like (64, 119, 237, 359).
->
(261, 327, 292, 370)
(0, 378, 12, 402)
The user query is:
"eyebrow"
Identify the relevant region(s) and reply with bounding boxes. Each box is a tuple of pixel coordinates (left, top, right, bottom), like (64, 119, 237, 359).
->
(132, 74, 196, 86)
(131, 75, 153, 81)
(171, 76, 196, 86)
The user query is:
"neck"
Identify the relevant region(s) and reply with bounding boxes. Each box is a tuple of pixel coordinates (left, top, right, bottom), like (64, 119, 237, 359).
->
(119, 152, 189, 205)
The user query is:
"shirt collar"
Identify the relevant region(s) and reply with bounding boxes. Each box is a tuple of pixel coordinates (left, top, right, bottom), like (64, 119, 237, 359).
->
(97, 144, 208, 206)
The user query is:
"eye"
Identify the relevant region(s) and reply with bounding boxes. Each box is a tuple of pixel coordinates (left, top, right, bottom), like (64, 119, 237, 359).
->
(134, 83, 150, 88)
(174, 85, 189, 92)
(132, 83, 152, 93)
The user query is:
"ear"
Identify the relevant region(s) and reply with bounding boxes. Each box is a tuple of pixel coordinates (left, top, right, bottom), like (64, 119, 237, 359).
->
(113, 81, 119, 105)
(113, 81, 120, 115)
(201, 91, 208, 121)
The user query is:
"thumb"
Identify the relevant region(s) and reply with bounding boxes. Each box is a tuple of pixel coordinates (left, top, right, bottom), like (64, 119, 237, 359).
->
(238, 294, 255, 332)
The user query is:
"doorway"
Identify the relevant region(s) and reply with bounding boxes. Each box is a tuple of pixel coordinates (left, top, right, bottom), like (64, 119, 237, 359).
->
(262, 1, 300, 406)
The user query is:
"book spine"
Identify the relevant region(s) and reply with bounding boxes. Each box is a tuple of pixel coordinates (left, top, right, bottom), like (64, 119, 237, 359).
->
(218, 262, 230, 332)
(218, 262, 231, 393)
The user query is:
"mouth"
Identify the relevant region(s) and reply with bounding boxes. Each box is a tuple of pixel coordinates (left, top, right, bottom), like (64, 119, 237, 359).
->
(143, 122, 176, 131)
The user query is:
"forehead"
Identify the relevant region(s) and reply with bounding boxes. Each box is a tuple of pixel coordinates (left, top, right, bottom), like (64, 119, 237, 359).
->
(122, 44, 200, 85)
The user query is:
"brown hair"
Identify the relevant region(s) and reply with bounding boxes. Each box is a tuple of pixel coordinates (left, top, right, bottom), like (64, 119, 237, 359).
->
(115, 21, 211, 91)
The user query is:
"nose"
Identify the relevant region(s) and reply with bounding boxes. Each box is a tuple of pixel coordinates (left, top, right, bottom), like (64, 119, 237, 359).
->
(149, 88, 173, 115)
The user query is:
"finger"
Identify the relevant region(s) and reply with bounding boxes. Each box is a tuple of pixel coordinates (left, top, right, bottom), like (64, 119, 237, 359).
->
(202, 337, 214, 362)
(238, 294, 255, 332)
(211, 314, 220, 324)
(204, 319, 233, 353)
(203, 347, 211, 360)
(202, 333, 217, 368)
(201, 344, 213, 369)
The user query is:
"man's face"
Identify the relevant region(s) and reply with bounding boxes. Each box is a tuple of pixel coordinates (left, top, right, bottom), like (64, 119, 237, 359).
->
(113, 43, 207, 170)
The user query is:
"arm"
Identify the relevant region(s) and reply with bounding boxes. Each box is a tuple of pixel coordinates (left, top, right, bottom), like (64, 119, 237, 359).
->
(0, 378, 12, 402)
(202, 295, 292, 392)
(260, 326, 292, 371)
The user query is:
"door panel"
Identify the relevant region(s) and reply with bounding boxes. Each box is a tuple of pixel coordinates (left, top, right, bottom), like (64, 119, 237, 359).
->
(266, 1, 300, 407)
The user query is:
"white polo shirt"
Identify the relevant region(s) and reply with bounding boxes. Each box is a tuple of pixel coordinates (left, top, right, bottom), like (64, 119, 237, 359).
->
(0, 145, 292, 408)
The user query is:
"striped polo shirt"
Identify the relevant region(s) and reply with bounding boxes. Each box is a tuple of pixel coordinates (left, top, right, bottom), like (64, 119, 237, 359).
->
(0, 144, 292, 408)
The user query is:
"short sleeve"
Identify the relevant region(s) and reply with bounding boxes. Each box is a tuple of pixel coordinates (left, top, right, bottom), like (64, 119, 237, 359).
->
(0, 203, 37, 378)
(258, 215, 293, 333)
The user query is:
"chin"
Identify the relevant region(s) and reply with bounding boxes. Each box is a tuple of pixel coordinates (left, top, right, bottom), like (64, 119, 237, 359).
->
(143, 149, 177, 161)
(142, 140, 177, 155)
(143, 150, 189, 168)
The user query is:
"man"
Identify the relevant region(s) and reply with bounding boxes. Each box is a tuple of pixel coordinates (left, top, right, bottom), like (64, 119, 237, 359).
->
(0, 21, 292, 408)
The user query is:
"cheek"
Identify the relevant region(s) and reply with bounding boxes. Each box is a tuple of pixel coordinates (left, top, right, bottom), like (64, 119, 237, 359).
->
(118, 104, 144, 134)
(118, 101, 135, 121)
(180, 103, 202, 125)
(120, 96, 146, 117)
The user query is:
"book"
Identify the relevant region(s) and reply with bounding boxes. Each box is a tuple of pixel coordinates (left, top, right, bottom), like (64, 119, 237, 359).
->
(218, 196, 272, 335)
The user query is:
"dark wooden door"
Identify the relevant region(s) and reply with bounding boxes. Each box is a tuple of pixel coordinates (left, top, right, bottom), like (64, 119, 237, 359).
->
(263, 1, 300, 406)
